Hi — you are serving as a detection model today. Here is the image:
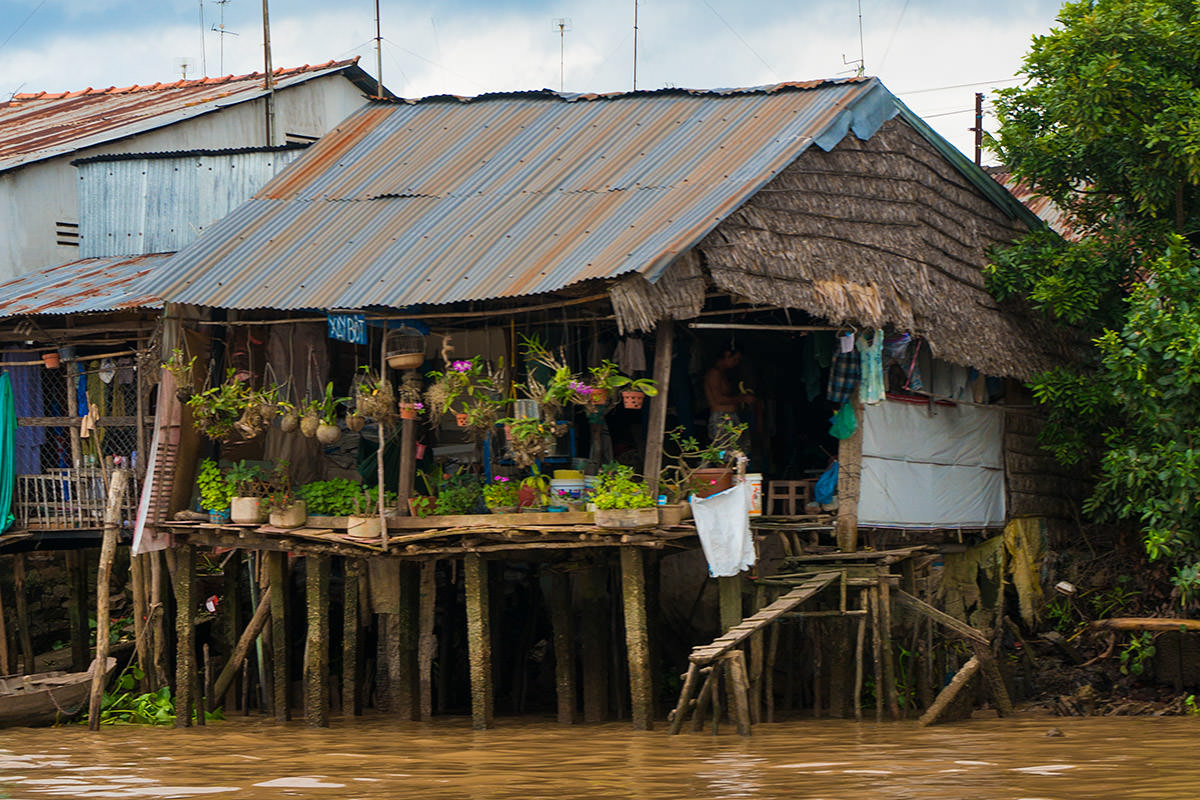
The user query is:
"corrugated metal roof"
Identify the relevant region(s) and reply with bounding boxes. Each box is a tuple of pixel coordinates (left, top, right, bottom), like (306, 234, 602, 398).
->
(0, 253, 168, 317)
(987, 167, 1075, 240)
(149, 77, 1034, 312)
(0, 59, 375, 174)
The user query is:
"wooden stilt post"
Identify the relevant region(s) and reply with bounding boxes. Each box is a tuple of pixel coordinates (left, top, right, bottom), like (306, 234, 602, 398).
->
(748, 585, 765, 725)
(765, 622, 779, 723)
(151, 550, 167, 691)
(642, 320, 674, 499)
(690, 665, 717, 733)
(464, 553, 493, 730)
(397, 418, 416, 516)
(709, 661, 723, 735)
(725, 650, 753, 736)
(212, 587, 272, 701)
(870, 586, 884, 722)
(918, 656, 982, 727)
(343, 558, 363, 717)
(218, 552, 241, 707)
(304, 553, 330, 727)
(854, 589, 867, 722)
(718, 575, 742, 634)
(549, 570, 576, 725)
(811, 619, 823, 718)
(88, 470, 129, 729)
(13, 554, 33, 674)
(879, 571, 900, 720)
(267, 551, 289, 721)
(579, 565, 608, 722)
(620, 547, 653, 731)
(668, 662, 700, 734)
(66, 550, 89, 672)
(417, 560, 436, 721)
(131, 553, 150, 691)
(174, 543, 196, 727)
(836, 396, 863, 552)
(199, 644, 210, 726)
(395, 561, 419, 720)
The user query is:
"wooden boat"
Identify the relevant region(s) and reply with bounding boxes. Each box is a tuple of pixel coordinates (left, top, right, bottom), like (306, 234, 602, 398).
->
(0, 657, 116, 727)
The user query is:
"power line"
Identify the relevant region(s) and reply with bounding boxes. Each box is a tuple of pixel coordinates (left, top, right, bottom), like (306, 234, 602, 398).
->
(0, 0, 48, 55)
(895, 77, 1022, 95)
(877, 0, 909, 72)
(701, 0, 779, 80)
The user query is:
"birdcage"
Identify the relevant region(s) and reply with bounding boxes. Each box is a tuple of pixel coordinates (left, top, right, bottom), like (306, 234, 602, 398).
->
(384, 326, 426, 371)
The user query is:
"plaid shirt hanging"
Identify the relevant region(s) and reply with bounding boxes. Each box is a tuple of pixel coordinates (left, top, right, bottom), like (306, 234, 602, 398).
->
(826, 350, 861, 404)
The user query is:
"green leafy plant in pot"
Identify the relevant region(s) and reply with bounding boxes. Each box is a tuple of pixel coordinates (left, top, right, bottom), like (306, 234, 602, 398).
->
(197, 458, 234, 522)
(316, 381, 350, 444)
(592, 463, 658, 529)
(661, 417, 747, 501)
(483, 475, 520, 513)
(264, 461, 305, 528)
(226, 460, 270, 524)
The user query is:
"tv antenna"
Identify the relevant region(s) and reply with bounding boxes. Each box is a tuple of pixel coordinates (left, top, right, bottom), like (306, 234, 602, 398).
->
(211, 0, 238, 74)
(198, 0, 207, 75)
(632, 0, 639, 90)
(841, 0, 865, 76)
(552, 18, 571, 92)
(175, 57, 194, 80)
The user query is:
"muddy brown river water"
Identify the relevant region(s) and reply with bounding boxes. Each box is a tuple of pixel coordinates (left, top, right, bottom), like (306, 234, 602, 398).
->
(0, 714, 1195, 799)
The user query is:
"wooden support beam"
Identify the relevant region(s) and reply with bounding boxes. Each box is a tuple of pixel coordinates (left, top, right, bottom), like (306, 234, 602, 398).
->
(579, 565, 608, 723)
(394, 562, 419, 720)
(719, 575, 742, 634)
(174, 544, 196, 727)
(724, 650, 753, 736)
(691, 664, 718, 733)
(0, 560, 9, 674)
(417, 560, 436, 721)
(853, 589, 867, 722)
(549, 571, 576, 725)
(212, 586, 271, 702)
(13, 554, 33, 674)
(88, 469, 129, 729)
(835, 396, 863, 553)
(972, 642, 1014, 717)
(130, 554, 150, 691)
(870, 586, 883, 723)
(892, 588, 989, 645)
(918, 655, 981, 727)
(464, 553, 493, 730)
(304, 553, 331, 727)
(150, 551, 167, 692)
(811, 619, 822, 719)
(218, 554, 241, 707)
(668, 662, 700, 735)
(620, 547, 654, 731)
(266, 551, 289, 721)
(764, 622, 779, 724)
(343, 558, 363, 717)
(66, 550, 89, 672)
(1091, 617, 1200, 632)
(879, 571, 900, 720)
(642, 320, 674, 498)
(397, 418, 416, 516)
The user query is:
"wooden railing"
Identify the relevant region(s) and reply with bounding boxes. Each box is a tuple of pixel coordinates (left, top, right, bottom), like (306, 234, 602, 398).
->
(14, 470, 140, 531)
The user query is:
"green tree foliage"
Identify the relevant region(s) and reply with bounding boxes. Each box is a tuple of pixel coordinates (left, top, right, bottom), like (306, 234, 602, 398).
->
(988, 0, 1200, 602)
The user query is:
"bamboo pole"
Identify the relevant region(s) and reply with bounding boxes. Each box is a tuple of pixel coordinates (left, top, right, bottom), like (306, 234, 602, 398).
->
(88, 469, 129, 730)
(691, 664, 717, 733)
(835, 396, 863, 553)
(150, 550, 166, 690)
(1091, 617, 1200, 632)
(212, 587, 272, 701)
(879, 571, 900, 720)
(765, 622, 779, 723)
(641, 320, 674, 498)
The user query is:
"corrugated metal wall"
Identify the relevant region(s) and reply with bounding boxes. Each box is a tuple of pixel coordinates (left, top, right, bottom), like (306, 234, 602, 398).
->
(77, 149, 304, 258)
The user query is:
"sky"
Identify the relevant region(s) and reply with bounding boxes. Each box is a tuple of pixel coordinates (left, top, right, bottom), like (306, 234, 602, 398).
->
(0, 0, 1066, 160)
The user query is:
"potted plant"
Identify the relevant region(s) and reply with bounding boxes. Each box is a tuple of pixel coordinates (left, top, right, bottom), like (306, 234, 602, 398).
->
(586, 359, 623, 406)
(354, 367, 398, 424)
(315, 381, 349, 444)
(425, 357, 503, 432)
(264, 462, 305, 528)
(226, 460, 269, 524)
(518, 472, 553, 512)
(187, 368, 255, 440)
(197, 458, 233, 523)
(424, 358, 477, 425)
(661, 418, 748, 501)
(502, 416, 557, 468)
(483, 475, 520, 513)
(615, 376, 659, 409)
(297, 397, 321, 438)
(163, 348, 197, 402)
(399, 400, 424, 420)
(592, 463, 658, 528)
(433, 473, 482, 515)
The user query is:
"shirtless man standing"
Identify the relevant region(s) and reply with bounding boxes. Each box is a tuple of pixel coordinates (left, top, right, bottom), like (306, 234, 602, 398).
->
(704, 347, 753, 442)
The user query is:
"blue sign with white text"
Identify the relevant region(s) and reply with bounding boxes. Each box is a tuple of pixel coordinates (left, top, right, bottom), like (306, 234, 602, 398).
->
(327, 313, 368, 345)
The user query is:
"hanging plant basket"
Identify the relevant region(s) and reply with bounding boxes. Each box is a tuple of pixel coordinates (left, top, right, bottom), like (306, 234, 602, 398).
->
(455, 412, 470, 427)
(316, 423, 342, 444)
(346, 413, 366, 432)
(299, 413, 320, 438)
(279, 411, 299, 433)
(42, 352, 60, 369)
(399, 403, 420, 420)
(622, 390, 646, 409)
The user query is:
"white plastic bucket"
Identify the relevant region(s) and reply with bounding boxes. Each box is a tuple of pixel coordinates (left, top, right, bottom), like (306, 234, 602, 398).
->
(746, 473, 763, 516)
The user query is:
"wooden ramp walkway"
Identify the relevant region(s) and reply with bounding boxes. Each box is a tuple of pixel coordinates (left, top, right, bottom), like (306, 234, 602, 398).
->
(669, 571, 839, 734)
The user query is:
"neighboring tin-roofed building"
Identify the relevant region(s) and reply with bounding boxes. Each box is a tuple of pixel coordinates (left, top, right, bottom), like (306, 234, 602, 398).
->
(0, 58, 387, 280)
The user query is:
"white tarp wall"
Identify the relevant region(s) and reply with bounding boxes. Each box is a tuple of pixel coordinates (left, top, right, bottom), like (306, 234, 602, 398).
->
(859, 398, 1005, 528)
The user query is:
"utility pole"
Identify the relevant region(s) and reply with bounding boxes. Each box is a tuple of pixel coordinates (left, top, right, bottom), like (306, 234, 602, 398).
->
(198, 0, 207, 76)
(632, 0, 638, 91)
(553, 18, 571, 92)
(262, 0, 275, 146)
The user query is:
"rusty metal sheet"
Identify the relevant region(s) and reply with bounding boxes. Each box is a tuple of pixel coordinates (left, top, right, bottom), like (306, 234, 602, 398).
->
(0, 59, 364, 174)
(148, 78, 900, 311)
(0, 253, 169, 318)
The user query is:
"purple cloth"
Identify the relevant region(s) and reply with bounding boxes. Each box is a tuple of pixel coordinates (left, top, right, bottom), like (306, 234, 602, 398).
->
(3, 352, 45, 475)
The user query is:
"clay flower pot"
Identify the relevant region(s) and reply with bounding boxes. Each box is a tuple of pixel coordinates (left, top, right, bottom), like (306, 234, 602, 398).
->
(591, 388, 609, 405)
(42, 352, 60, 369)
(399, 403, 419, 420)
(455, 412, 470, 427)
(621, 390, 646, 410)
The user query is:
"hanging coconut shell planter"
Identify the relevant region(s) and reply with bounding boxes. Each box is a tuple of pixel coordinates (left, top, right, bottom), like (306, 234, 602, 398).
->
(384, 325, 426, 371)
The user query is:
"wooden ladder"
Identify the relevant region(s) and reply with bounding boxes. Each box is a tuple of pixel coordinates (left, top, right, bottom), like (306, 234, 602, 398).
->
(668, 571, 840, 734)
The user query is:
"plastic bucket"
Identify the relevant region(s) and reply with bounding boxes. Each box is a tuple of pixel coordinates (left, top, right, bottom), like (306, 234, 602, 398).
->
(746, 473, 763, 516)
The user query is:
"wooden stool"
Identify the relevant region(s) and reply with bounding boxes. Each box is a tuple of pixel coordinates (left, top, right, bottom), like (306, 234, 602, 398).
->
(766, 480, 813, 516)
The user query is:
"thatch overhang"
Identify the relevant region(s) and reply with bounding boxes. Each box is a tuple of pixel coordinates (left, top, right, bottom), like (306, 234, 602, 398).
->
(611, 118, 1078, 380)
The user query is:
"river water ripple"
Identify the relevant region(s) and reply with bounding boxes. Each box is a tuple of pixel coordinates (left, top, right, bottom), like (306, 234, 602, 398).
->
(0, 714, 1194, 799)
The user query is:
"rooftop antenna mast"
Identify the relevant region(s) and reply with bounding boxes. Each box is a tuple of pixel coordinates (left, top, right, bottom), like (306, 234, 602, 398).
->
(374, 0, 384, 98)
(175, 57, 194, 80)
(198, 0, 207, 76)
(211, 0, 238, 75)
(632, 0, 639, 90)
(841, 0, 865, 77)
(553, 18, 571, 92)
(262, 0, 275, 145)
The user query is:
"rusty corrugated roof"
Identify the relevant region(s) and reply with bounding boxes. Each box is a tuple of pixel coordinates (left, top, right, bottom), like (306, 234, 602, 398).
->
(146, 78, 929, 310)
(987, 167, 1075, 240)
(0, 59, 377, 174)
(0, 253, 167, 317)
